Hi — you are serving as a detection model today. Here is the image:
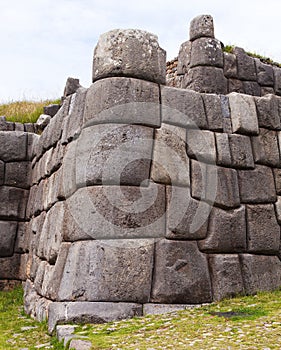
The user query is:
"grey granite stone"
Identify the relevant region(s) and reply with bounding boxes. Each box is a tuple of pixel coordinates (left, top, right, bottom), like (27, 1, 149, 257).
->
(238, 165, 276, 203)
(92, 29, 166, 84)
(246, 204, 280, 254)
(190, 38, 223, 68)
(186, 129, 216, 163)
(191, 160, 240, 209)
(240, 254, 281, 294)
(75, 124, 154, 187)
(223, 52, 238, 78)
(151, 123, 190, 186)
(84, 78, 160, 128)
(215, 133, 232, 166)
(202, 94, 223, 131)
(228, 134, 255, 169)
(166, 185, 211, 240)
(189, 14, 214, 41)
(233, 47, 257, 81)
(57, 240, 154, 303)
(63, 184, 165, 241)
(0, 220, 17, 257)
(255, 59, 274, 87)
(208, 254, 245, 301)
(48, 301, 143, 334)
(183, 66, 227, 94)
(228, 92, 259, 135)
(0, 186, 29, 219)
(198, 206, 246, 253)
(255, 94, 280, 129)
(5, 161, 31, 189)
(177, 41, 191, 75)
(161, 86, 207, 128)
(151, 239, 212, 303)
(243, 81, 261, 96)
(63, 77, 81, 97)
(0, 131, 27, 161)
(252, 129, 280, 167)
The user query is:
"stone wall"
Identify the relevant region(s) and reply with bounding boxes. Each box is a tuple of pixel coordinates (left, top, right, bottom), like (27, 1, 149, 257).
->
(167, 15, 281, 97)
(1, 14, 281, 334)
(0, 118, 38, 290)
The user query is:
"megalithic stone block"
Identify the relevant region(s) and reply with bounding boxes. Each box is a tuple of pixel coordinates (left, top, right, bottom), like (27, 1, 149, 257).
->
(151, 239, 212, 303)
(189, 14, 214, 41)
(92, 29, 166, 84)
(208, 254, 245, 301)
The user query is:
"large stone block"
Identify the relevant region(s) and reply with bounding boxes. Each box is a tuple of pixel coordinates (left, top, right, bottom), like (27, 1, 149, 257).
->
(190, 38, 223, 68)
(0, 254, 27, 280)
(255, 59, 274, 87)
(61, 87, 87, 144)
(0, 220, 18, 257)
(63, 184, 165, 241)
(274, 66, 281, 96)
(0, 186, 29, 219)
(75, 124, 154, 187)
(233, 47, 257, 81)
(228, 92, 259, 135)
(177, 41, 191, 75)
(166, 186, 211, 240)
(183, 66, 227, 94)
(215, 133, 232, 166)
(151, 240, 212, 303)
(37, 202, 64, 264)
(240, 254, 281, 294)
(255, 94, 280, 129)
(189, 15, 214, 41)
(92, 29, 166, 84)
(208, 255, 245, 301)
(84, 78, 160, 128)
(5, 161, 31, 189)
(228, 134, 254, 169)
(47, 243, 71, 300)
(0, 131, 27, 161)
(243, 81, 261, 97)
(0, 160, 4, 185)
(252, 129, 280, 167)
(223, 52, 238, 78)
(151, 123, 189, 186)
(198, 206, 246, 253)
(202, 94, 223, 131)
(191, 160, 240, 209)
(238, 165, 276, 203)
(186, 129, 216, 163)
(273, 169, 281, 195)
(228, 78, 244, 94)
(48, 301, 143, 334)
(161, 86, 207, 128)
(57, 240, 154, 303)
(14, 222, 29, 254)
(40, 96, 71, 152)
(246, 204, 280, 254)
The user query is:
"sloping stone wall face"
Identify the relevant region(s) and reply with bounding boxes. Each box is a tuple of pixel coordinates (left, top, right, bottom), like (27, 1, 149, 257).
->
(1, 15, 281, 333)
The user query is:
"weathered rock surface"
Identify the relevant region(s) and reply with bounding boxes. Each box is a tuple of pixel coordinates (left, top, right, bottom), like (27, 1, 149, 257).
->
(92, 29, 166, 84)
(151, 240, 212, 303)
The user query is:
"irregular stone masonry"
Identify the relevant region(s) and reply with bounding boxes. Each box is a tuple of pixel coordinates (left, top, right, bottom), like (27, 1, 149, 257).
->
(1, 14, 281, 334)
(167, 15, 281, 96)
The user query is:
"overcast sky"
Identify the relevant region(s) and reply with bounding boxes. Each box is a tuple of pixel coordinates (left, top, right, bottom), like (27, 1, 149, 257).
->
(0, 0, 280, 103)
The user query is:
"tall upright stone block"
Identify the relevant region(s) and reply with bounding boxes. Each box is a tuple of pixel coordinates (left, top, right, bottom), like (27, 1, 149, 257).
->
(189, 14, 214, 41)
(92, 29, 166, 84)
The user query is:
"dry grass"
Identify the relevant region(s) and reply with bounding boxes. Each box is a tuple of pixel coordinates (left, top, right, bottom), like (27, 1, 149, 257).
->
(0, 99, 60, 124)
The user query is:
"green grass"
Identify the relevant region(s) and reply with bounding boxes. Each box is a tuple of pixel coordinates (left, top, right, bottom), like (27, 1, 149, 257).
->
(71, 289, 281, 349)
(1, 287, 281, 349)
(0, 286, 63, 349)
(223, 44, 281, 68)
(0, 99, 60, 124)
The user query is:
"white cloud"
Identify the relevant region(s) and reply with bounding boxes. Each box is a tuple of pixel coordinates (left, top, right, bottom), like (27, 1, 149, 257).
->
(0, 0, 280, 102)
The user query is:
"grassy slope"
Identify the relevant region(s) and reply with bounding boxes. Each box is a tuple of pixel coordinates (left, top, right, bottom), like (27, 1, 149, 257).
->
(0, 99, 60, 124)
(0, 287, 63, 350)
(1, 287, 280, 349)
(72, 289, 281, 349)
